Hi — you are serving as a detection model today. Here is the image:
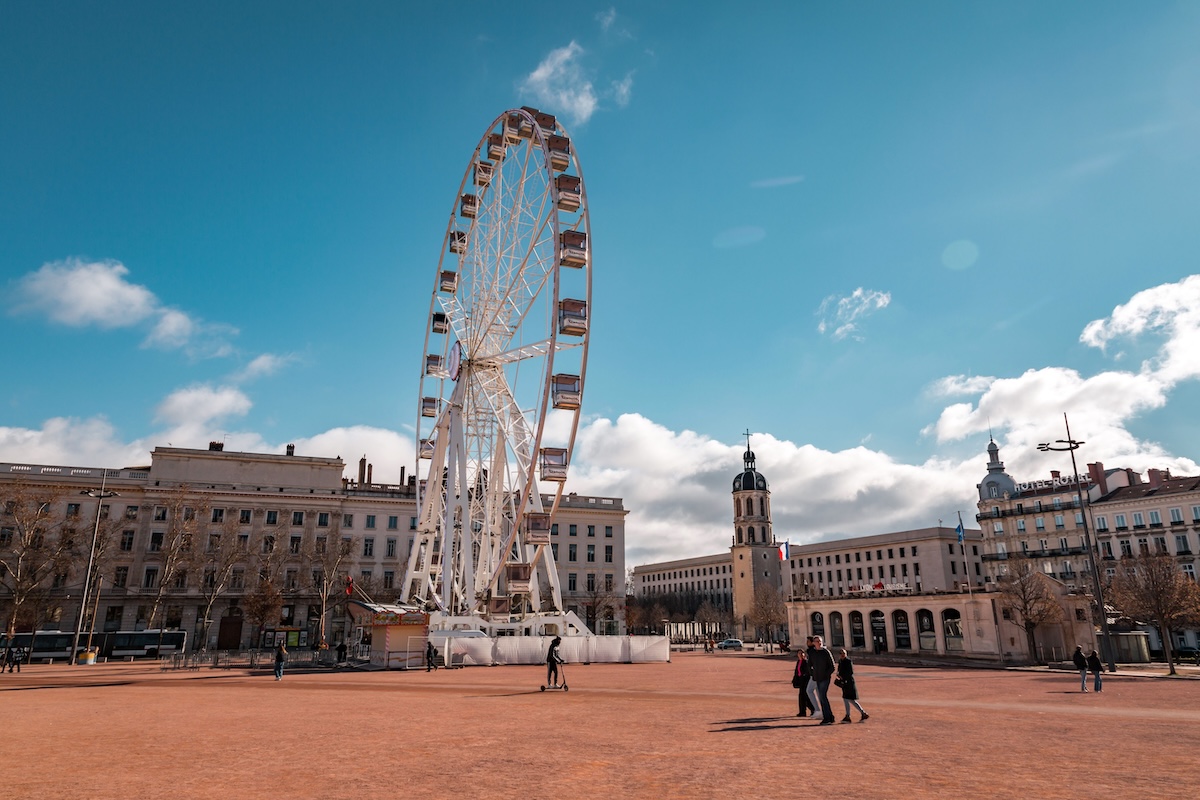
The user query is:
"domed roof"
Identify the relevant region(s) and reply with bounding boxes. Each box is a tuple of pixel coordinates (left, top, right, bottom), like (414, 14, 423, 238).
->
(979, 438, 1017, 501)
(732, 448, 768, 492)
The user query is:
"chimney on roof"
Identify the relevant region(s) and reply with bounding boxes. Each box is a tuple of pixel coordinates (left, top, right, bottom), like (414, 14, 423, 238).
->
(209, 441, 224, 451)
(1050, 470, 1061, 480)
(358, 456, 367, 486)
(400, 466, 406, 485)
(286, 444, 295, 456)
(1148, 468, 1164, 489)
(1088, 462, 1108, 495)
(1126, 468, 1142, 485)
(367, 463, 373, 487)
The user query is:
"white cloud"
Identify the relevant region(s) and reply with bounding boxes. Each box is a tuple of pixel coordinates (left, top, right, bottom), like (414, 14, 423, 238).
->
(610, 72, 634, 107)
(928, 375, 997, 397)
(155, 385, 252, 427)
(816, 287, 891, 341)
(596, 7, 616, 32)
(519, 42, 598, 126)
(750, 175, 805, 189)
(231, 353, 296, 383)
(13, 259, 158, 328)
(9, 258, 235, 356)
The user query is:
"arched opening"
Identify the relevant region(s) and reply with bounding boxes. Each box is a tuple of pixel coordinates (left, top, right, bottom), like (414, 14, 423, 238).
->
(810, 612, 824, 638)
(736, 527, 743, 544)
(869, 610, 888, 653)
(891, 610, 911, 650)
(829, 612, 845, 648)
(942, 608, 964, 652)
(748, 526, 756, 543)
(759, 497, 766, 516)
(849, 611, 866, 649)
(734, 498, 741, 516)
(917, 609, 936, 651)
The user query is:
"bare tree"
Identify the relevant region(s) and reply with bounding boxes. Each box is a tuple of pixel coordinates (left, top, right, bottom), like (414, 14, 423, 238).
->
(241, 517, 291, 648)
(301, 525, 358, 647)
(144, 491, 208, 642)
(748, 583, 786, 647)
(1110, 553, 1200, 676)
(580, 575, 621, 635)
(997, 561, 1064, 664)
(192, 515, 250, 651)
(0, 481, 71, 638)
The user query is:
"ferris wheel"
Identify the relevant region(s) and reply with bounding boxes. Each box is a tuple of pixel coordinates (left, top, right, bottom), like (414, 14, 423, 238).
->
(404, 107, 591, 621)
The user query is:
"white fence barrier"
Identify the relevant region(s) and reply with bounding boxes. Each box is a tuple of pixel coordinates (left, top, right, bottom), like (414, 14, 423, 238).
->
(435, 635, 669, 667)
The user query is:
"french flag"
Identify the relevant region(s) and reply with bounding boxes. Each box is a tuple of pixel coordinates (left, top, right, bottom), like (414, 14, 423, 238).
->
(778, 541, 789, 561)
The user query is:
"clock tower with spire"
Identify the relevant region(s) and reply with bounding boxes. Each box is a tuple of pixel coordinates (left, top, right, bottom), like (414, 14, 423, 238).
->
(729, 432, 783, 641)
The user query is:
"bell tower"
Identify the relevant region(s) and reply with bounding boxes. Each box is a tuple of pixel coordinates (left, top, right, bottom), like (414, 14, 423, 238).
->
(729, 431, 782, 641)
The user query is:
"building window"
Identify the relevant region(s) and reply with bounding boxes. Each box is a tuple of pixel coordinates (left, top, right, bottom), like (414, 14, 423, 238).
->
(587, 544, 595, 562)
(317, 512, 330, 528)
(1120, 540, 1133, 557)
(569, 524, 577, 536)
(587, 525, 595, 537)
(292, 511, 305, 526)
(263, 535, 275, 553)
(605, 545, 613, 563)
(231, 570, 244, 589)
(1175, 534, 1190, 554)
(315, 536, 326, 553)
(143, 567, 159, 588)
(121, 530, 135, 551)
(1133, 512, 1145, 528)
(212, 508, 225, 524)
(568, 544, 577, 562)
(1170, 507, 1184, 524)
(605, 573, 614, 592)
(1101, 541, 1113, 558)
(285, 569, 298, 590)
(153, 506, 167, 521)
(551, 542, 559, 560)
(605, 526, 613, 538)
(1184, 564, 1196, 581)
(1115, 514, 1127, 530)
(387, 516, 399, 531)
(383, 571, 394, 589)
(266, 510, 278, 525)
(1016, 519, 1026, 532)
(113, 566, 128, 588)
(149, 531, 163, 552)
(363, 538, 375, 557)
(410, 517, 417, 530)
(290, 535, 302, 554)
(1137, 538, 1150, 555)
(366, 515, 376, 529)
(239, 509, 252, 524)
(343, 514, 354, 528)
(386, 538, 397, 558)
(1154, 536, 1167, 554)
(1035, 517, 1045, 532)
(1094, 516, 1108, 531)
(1149, 510, 1162, 526)
(586, 573, 596, 592)
(1054, 514, 1064, 529)
(124, 505, 138, 520)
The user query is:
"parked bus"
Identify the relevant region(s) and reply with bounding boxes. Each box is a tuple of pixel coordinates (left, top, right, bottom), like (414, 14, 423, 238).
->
(0, 629, 188, 662)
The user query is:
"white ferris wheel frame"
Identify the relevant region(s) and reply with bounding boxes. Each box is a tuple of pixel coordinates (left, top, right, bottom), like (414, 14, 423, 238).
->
(404, 107, 591, 622)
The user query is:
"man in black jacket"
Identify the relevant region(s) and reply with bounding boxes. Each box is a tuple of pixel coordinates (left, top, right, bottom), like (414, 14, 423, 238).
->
(809, 635, 837, 724)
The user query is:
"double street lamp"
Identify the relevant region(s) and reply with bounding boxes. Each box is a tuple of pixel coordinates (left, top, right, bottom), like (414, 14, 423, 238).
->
(1037, 413, 1116, 673)
(70, 480, 118, 665)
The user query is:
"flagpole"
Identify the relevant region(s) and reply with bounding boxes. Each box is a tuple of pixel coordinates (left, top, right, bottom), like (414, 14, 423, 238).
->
(957, 511, 972, 597)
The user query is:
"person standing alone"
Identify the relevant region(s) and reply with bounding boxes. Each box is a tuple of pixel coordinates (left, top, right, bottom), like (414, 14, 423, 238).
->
(546, 636, 563, 687)
(809, 635, 836, 724)
(836, 649, 869, 722)
(274, 641, 287, 681)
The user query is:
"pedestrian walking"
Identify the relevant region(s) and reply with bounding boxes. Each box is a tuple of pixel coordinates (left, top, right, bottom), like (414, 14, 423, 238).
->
(793, 648, 815, 717)
(274, 641, 287, 681)
(809, 635, 836, 724)
(336, 641, 347, 664)
(836, 649, 869, 722)
(1072, 645, 1088, 692)
(426, 640, 439, 671)
(1086, 649, 1104, 693)
(545, 636, 563, 687)
(5, 644, 23, 673)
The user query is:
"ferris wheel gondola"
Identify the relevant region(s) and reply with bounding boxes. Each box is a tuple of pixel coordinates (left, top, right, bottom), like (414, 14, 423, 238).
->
(403, 107, 591, 623)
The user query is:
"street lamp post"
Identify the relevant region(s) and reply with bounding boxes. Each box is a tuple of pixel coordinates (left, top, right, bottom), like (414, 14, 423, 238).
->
(71, 477, 118, 665)
(1038, 413, 1116, 673)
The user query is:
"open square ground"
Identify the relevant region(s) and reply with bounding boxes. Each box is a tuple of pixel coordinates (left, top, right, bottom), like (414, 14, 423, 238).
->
(3, 652, 1197, 799)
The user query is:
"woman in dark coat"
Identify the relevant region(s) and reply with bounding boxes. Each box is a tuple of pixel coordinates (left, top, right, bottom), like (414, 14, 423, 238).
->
(836, 649, 869, 722)
(546, 636, 563, 687)
(793, 650, 815, 717)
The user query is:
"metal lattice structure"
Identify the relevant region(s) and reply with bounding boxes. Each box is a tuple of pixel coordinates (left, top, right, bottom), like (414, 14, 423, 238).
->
(403, 107, 591, 625)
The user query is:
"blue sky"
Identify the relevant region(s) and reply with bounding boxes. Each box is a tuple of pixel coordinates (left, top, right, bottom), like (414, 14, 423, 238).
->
(4, 2, 1200, 564)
